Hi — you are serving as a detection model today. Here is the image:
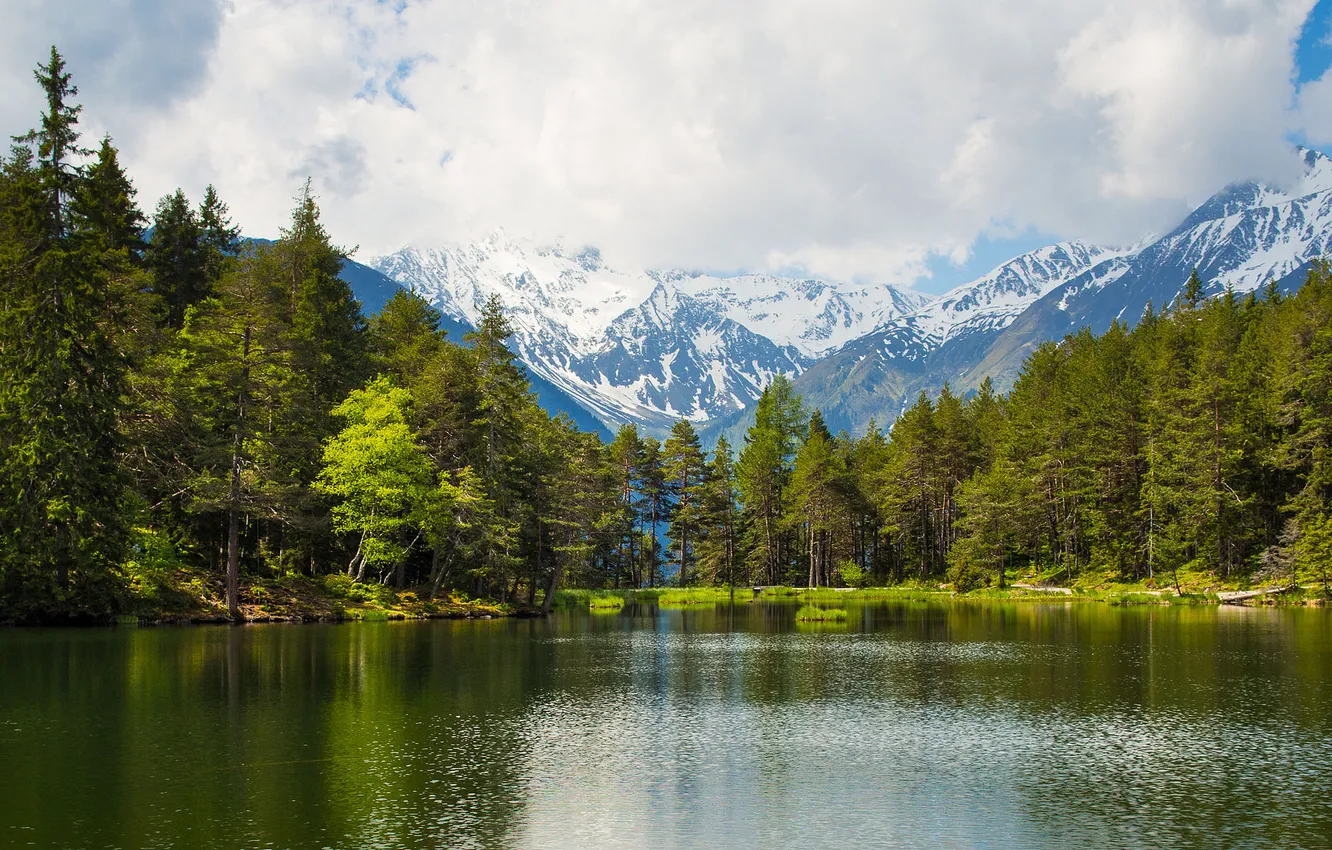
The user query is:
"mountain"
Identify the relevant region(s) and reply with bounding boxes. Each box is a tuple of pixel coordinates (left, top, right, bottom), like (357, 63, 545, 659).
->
(369, 234, 927, 433)
(369, 146, 1332, 442)
(335, 257, 612, 438)
(338, 258, 402, 315)
(783, 146, 1332, 437)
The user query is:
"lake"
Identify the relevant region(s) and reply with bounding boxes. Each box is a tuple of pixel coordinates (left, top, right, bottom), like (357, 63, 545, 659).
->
(2, 600, 1330, 848)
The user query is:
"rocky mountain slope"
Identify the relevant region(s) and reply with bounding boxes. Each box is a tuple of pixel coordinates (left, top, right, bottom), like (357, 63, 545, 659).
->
(370, 234, 926, 431)
(369, 146, 1332, 441)
(779, 146, 1332, 437)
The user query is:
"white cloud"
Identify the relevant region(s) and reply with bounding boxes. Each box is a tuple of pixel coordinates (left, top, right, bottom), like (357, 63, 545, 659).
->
(1, 0, 1320, 286)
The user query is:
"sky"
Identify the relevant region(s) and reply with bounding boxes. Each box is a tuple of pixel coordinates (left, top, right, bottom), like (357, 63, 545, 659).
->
(2, 0, 1331, 295)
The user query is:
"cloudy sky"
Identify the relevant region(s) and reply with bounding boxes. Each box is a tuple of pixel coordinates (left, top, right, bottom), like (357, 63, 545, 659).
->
(3, 0, 1330, 293)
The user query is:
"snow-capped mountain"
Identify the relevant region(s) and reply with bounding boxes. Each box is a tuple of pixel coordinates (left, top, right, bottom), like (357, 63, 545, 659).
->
(862, 241, 1129, 363)
(1038, 145, 1332, 334)
(371, 146, 1332, 440)
(370, 233, 927, 430)
(776, 146, 1332, 438)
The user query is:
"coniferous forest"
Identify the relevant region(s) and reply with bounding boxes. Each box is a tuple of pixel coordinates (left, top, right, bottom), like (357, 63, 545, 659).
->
(3, 50, 1331, 623)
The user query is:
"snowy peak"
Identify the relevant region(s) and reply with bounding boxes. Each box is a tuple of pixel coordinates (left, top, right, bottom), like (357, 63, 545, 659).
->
(370, 234, 924, 431)
(914, 241, 1125, 341)
(671, 273, 930, 357)
(847, 239, 1125, 365)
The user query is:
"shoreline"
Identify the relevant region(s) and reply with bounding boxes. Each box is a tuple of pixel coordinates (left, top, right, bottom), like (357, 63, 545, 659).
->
(8, 576, 1326, 627)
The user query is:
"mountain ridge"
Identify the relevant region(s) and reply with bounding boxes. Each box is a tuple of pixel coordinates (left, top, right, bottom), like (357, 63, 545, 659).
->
(370, 146, 1332, 440)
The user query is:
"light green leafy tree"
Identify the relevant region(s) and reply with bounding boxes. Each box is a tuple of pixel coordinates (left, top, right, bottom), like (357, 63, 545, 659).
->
(316, 377, 432, 582)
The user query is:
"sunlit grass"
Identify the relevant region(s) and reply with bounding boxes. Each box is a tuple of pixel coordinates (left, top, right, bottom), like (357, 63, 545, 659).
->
(756, 586, 950, 603)
(588, 594, 625, 611)
(796, 604, 848, 622)
(657, 587, 746, 606)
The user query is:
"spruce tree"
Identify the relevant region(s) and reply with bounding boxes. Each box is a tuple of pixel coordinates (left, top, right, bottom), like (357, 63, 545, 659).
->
(178, 249, 293, 618)
(146, 189, 206, 327)
(696, 436, 739, 589)
(609, 424, 644, 586)
(789, 409, 848, 587)
(638, 436, 665, 587)
(198, 184, 241, 285)
(736, 376, 806, 584)
(663, 419, 706, 587)
(0, 49, 130, 618)
(73, 136, 145, 257)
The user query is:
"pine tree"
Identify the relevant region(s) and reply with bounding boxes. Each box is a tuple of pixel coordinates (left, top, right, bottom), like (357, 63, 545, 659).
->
(370, 289, 448, 381)
(663, 419, 706, 586)
(73, 136, 145, 258)
(1182, 268, 1205, 309)
(465, 293, 530, 508)
(198, 184, 240, 285)
(877, 392, 938, 579)
(789, 409, 848, 587)
(608, 424, 644, 586)
(0, 48, 130, 617)
(696, 436, 739, 589)
(146, 189, 206, 327)
(736, 376, 806, 584)
(638, 436, 664, 587)
(178, 249, 293, 618)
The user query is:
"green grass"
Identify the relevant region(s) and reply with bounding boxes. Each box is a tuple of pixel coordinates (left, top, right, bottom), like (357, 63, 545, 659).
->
(657, 587, 745, 606)
(809, 587, 951, 602)
(550, 589, 596, 608)
(588, 594, 625, 611)
(796, 604, 848, 622)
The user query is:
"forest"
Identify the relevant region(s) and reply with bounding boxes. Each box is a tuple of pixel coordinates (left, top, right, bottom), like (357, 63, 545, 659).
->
(2, 49, 1331, 623)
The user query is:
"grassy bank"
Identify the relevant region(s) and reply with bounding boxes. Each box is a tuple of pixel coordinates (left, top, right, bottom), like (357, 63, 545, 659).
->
(556, 580, 1328, 608)
(120, 565, 525, 624)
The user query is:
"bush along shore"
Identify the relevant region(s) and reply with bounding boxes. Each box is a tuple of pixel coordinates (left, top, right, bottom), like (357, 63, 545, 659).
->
(553, 580, 1329, 609)
(121, 567, 537, 625)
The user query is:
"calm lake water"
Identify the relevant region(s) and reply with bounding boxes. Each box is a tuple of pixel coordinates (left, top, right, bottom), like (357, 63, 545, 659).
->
(2, 601, 1331, 849)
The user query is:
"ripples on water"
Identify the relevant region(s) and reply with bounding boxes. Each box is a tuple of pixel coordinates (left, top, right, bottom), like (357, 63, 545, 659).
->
(1, 602, 1330, 848)
(507, 629, 1332, 848)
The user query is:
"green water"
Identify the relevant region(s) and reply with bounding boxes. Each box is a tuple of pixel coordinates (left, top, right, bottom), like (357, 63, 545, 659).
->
(2, 601, 1331, 848)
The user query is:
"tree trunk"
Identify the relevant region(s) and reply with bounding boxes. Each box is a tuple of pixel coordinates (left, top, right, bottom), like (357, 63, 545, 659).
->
(428, 548, 453, 601)
(763, 501, 776, 585)
(650, 495, 659, 588)
(226, 325, 251, 621)
(528, 517, 541, 605)
(808, 519, 816, 588)
(541, 538, 571, 615)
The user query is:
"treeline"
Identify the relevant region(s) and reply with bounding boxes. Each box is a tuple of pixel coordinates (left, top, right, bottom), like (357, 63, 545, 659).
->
(602, 271, 1332, 596)
(3, 51, 1331, 622)
(0, 50, 638, 621)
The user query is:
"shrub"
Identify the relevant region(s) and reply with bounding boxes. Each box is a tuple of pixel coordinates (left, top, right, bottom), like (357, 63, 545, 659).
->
(321, 573, 356, 599)
(947, 555, 989, 594)
(838, 559, 871, 588)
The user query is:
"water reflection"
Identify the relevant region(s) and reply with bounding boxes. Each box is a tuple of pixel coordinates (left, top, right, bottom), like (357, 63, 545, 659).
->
(1, 602, 1329, 848)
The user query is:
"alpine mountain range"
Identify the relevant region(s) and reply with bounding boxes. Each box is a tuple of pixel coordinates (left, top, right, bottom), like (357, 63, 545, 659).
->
(345, 146, 1332, 441)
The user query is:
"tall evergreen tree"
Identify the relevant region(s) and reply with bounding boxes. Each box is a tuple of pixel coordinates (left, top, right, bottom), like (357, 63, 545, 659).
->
(789, 409, 848, 587)
(609, 423, 644, 586)
(696, 436, 739, 589)
(663, 419, 706, 587)
(73, 136, 145, 258)
(638, 436, 665, 587)
(736, 376, 806, 584)
(178, 248, 293, 618)
(0, 48, 130, 617)
(146, 189, 205, 327)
